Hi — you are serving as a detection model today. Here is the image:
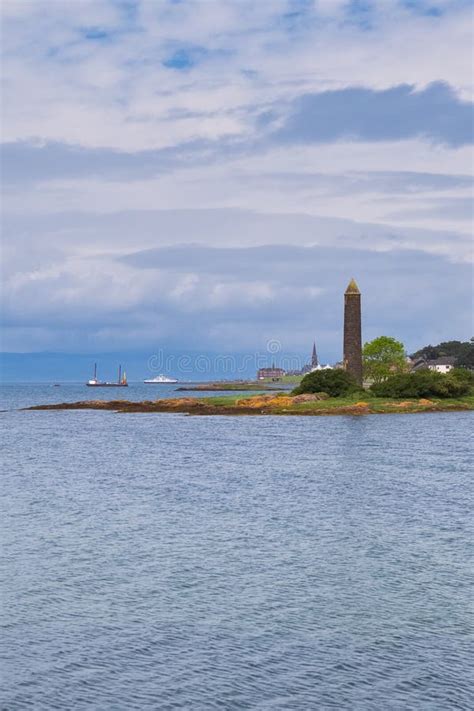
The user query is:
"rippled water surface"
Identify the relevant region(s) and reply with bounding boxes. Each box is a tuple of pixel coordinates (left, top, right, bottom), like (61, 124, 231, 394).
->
(1, 385, 473, 709)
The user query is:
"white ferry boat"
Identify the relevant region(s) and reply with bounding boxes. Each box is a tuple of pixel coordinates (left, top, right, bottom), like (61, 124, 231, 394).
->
(144, 374, 178, 384)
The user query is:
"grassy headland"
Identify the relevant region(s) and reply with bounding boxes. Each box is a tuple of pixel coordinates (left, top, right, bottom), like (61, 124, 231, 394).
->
(176, 375, 302, 390)
(25, 392, 474, 416)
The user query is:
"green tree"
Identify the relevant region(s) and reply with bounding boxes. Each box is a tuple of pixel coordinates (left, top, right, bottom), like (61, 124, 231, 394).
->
(363, 336, 406, 383)
(410, 339, 474, 368)
(411, 344, 439, 361)
(456, 339, 474, 369)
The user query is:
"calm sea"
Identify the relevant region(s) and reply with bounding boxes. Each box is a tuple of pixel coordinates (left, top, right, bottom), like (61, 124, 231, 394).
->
(1, 384, 473, 710)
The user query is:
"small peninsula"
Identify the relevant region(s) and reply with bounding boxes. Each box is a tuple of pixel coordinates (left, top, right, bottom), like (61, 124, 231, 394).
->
(25, 392, 474, 416)
(23, 285, 474, 417)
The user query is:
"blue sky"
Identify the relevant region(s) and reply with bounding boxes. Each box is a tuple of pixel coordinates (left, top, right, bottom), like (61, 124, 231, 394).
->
(1, 0, 473, 371)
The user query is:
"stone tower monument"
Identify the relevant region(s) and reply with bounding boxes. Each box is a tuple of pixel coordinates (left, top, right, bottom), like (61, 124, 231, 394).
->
(311, 341, 318, 368)
(343, 278, 363, 384)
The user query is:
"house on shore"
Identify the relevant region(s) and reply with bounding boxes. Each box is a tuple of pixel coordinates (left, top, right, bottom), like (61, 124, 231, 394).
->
(410, 356, 456, 374)
(426, 357, 456, 374)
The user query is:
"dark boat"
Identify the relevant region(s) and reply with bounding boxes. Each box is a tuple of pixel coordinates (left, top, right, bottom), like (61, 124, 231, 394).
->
(86, 363, 128, 387)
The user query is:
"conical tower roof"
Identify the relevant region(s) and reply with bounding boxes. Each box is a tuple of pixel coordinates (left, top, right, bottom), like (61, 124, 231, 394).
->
(345, 278, 360, 294)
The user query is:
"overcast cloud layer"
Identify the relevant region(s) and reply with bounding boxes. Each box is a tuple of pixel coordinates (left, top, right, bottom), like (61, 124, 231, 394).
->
(1, 0, 473, 365)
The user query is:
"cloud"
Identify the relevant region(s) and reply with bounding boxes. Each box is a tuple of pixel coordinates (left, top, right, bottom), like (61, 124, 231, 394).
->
(274, 82, 474, 146)
(385, 196, 474, 222)
(0, 139, 213, 185)
(2, 238, 472, 357)
(247, 169, 474, 197)
(2, 207, 471, 263)
(2, 1, 473, 150)
(1, 0, 473, 363)
(5, 138, 473, 197)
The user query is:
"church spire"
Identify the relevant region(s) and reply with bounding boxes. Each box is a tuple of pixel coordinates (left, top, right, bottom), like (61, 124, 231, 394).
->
(311, 341, 318, 368)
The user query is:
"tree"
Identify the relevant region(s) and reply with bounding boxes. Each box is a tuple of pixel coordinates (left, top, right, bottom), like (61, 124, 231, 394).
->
(456, 339, 474, 369)
(292, 369, 361, 397)
(410, 339, 474, 368)
(411, 344, 439, 361)
(363, 336, 406, 384)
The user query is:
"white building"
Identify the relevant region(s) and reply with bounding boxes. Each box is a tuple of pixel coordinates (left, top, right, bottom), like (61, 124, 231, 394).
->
(426, 357, 456, 374)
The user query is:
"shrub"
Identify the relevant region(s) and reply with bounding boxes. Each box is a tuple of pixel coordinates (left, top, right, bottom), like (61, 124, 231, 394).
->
(370, 370, 470, 399)
(449, 367, 474, 388)
(292, 369, 361, 397)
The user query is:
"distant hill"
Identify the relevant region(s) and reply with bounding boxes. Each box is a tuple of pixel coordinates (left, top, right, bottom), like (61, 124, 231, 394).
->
(411, 340, 474, 368)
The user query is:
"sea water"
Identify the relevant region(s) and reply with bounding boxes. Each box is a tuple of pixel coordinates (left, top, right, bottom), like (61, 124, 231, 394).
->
(1, 384, 472, 709)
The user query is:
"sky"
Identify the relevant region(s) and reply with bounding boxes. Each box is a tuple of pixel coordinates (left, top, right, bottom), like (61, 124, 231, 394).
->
(1, 0, 473, 376)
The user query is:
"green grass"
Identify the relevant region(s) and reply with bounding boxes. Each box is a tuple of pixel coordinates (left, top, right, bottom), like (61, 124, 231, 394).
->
(258, 374, 303, 385)
(201, 392, 474, 414)
(203, 394, 251, 405)
(27, 392, 474, 416)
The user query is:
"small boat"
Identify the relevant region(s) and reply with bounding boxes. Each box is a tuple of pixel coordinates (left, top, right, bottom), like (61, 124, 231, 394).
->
(144, 374, 178, 384)
(87, 363, 128, 387)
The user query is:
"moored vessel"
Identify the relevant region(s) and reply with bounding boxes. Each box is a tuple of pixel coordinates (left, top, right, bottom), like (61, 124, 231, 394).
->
(87, 363, 128, 387)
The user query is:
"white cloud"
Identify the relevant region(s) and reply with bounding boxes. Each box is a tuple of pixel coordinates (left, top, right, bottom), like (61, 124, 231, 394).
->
(1, 0, 472, 356)
(1, 240, 471, 355)
(1, 0, 472, 149)
(3, 136, 471, 239)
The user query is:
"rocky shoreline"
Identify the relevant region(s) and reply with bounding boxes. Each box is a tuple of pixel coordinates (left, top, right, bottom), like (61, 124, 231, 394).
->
(24, 393, 474, 417)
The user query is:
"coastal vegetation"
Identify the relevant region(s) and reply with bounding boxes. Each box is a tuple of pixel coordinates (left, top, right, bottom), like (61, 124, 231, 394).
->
(26, 392, 474, 416)
(370, 368, 473, 398)
(292, 369, 360, 397)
